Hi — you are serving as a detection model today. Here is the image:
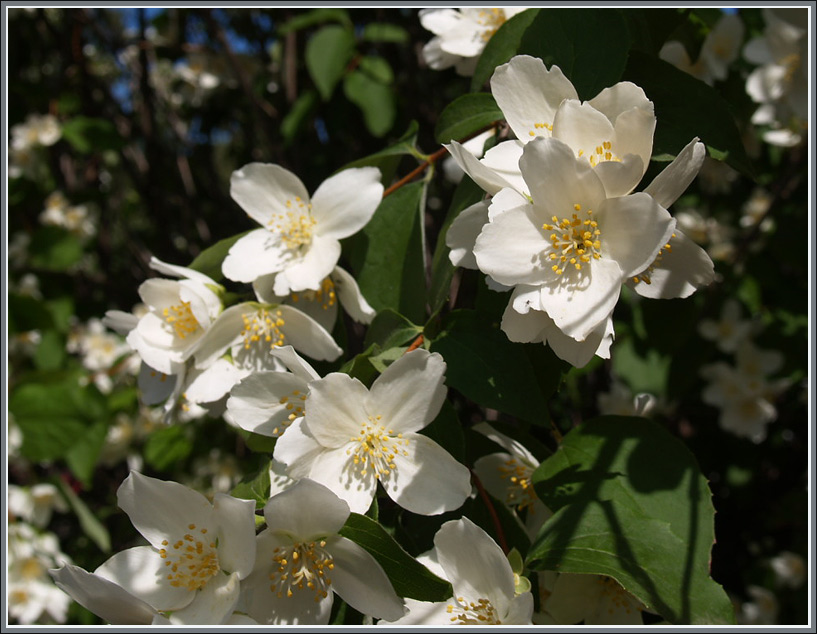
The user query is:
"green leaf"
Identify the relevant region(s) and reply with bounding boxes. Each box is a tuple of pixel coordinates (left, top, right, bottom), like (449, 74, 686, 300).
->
(187, 230, 251, 282)
(55, 478, 111, 553)
(28, 226, 84, 271)
(429, 310, 550, 425)
(623, 50, 754, 177)
(338, 343, 380, 386)
(278, 8, 352, 35)
(34, 329, 66, 371)
(61, 116, 124, 154)
(9, 293, 55, 334)
(339, 512, 453, 602)
(341, 120, 419, 185)
(471, 8, 540, 91)
(143, 425, 192, 472)
(15, 415, 88, 462)
(362, 23, 409, 43)
(619, 8, 688, 55)
(528, 416, 736, 625)
(347, 182, 426, 324)
(518, 8, 630, 100)
(281, 90, 319, 145)
(343, 69, 396, 137)
(612, 336, 670, 397)
(435, 93, 503, 145)
(428, 176, 486, 315)
(307, 25, 356, 101)
(363, 309, 422, 350)
(231, 459, 271, 507)
(65, 420, 110, 489)
(358, 55, 394, 85)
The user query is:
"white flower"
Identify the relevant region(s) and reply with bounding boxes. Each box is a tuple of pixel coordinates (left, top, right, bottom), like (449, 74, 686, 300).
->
(660, 13, 744, 85)
(56, 471, 258, 624)
(419, 8, 528, 76)
(473, 137, 675, 343)
(542, 573, 648, 625)
(222, 163, 383, 293)
(253, 266, 376, 333)
(274, 349, 471, 515)
(379, 517, 534, 625)
(11, 113, 61, 149)
(769, 551, 806, 589)
(698, 299, 755, 353)
(107, 257, 223, 376)
(226, 345, 319, 438)
(39, 191, 96, 239)
(472, 423, 551, 538)
(446, 55, 656, 199)
(738, 585, 779, 625)
(597, 380, 657, 417)
(701, 341, 788, 442)
(240, 478, 405, 624)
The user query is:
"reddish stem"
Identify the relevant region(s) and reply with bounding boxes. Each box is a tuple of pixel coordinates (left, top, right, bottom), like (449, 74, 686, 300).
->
(471, 469, 509, 554)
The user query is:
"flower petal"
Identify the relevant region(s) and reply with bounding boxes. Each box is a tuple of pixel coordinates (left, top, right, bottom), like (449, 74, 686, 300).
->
(303, 372, 371, 446)
(379, 599, 451, 625)
(94, 546, 193, 612)
(643, 138, 706, 209)
(385, 433, 471, 515)
(213, 494, 257, 578)
(183, 358, 243, 404)
(191, 304, 247, 369)
(116, 471, 214, 550)
(263, 478, 351, 538)
(588, 81, 653, 123)
(276, 234, 341, 294)
(597, 192, 676, 278)
(446, 200, 490, 269)
(311, 167, 383, 240)
(491, 56, 578, 142)
(50, 564, 157, 625)
(445, 140, 515, 196)
(221, 229, 289, 284)
(328, 536, 406, 621)
(272, 418, 325, 479)
(148, 256, 218, 287)
(305, 445, 377, 515)
(332, 266, 376, 324)
(230, 163, 310, 228)
(479, 141, 528, 194)
(276, 304, 342, 361)
(368, 349, 448, 434)
(547, 314, 614, 367)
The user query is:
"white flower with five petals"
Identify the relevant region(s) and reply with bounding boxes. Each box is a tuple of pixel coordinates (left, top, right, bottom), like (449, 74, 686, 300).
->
(273, 349, 472, 515)
(222, 163, 383, 294)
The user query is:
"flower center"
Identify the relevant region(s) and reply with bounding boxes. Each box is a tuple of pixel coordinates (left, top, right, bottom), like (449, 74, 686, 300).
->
(498, 458, 538, 511)
(527, 121, 553, 138)
(242, 308, 286, 350)
(269, 540, 334, 603)
(162, 301, 200, 339)
(291, 278, 337, 311)
(447, 596, 501, 624)
(159, 524, 219, 591)
(781, 52, 801, 83)
(631, 233, 675, 286)
(476, 8, 507, 41)
(268, 198, 316, 251)
(273, 389, 307, 436)
(542, 204, 602, 275)
(20, 558, 44, 580)
(578, 140, 622, 167)
(347, 416, 409, 480)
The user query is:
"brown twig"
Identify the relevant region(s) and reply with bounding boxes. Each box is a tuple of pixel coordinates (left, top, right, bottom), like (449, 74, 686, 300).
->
(471, 469, 509, 554)
(404, 334, 424, 354)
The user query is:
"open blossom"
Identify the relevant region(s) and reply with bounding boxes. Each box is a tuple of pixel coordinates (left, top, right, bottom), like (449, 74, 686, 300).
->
(379, 517, 534, 625)
(474, 137, 675, 343)
(541, 573, 649, 625)
(104, 257, 223, 376)
(446, 55, 656, 199)
(240, 479, 405, 624)
(39, 191, 96, 239)
(698, 299, 755, 353)
(51, 472, 257, 624)
(222, 163, 383, 294)
(8, 484, 68, 529)
(660, 13, 744, 85)
(419, 8, 528, 76)
(274, 349, 471, 515)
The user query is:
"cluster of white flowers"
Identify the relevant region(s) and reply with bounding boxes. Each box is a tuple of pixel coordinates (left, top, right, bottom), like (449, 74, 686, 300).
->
(743, 8, 808, 147)
(39, 191, 97, 240)
(66, 317, 138, 393)
(444, 55, 714, 368)
(699, 300, 789, 442)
